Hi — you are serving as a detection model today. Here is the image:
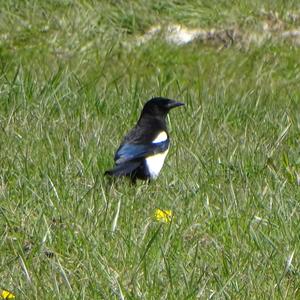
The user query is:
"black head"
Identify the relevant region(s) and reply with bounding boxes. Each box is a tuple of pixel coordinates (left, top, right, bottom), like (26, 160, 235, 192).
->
(141, 97, 184, 117)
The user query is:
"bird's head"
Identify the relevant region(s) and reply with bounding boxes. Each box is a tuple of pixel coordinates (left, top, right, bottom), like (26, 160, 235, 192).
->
(141, 97, 184, 118)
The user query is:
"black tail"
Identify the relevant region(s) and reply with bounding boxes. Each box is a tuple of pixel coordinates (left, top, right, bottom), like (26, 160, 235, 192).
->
(104, 161, 141, 177)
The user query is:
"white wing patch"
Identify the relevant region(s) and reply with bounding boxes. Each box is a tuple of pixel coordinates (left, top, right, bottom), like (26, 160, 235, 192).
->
(145, 149, 169, 179)
(152, 131, 168, 143)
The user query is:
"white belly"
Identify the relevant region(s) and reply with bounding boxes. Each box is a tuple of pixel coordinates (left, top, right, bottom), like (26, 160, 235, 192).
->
(145, 149, 169, 179)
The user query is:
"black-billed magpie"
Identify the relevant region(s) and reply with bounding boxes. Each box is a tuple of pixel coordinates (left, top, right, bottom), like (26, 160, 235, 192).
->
(105, 97, 184, 183)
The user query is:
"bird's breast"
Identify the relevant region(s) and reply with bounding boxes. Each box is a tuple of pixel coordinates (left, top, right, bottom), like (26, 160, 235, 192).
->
(145, 148, 169, 179)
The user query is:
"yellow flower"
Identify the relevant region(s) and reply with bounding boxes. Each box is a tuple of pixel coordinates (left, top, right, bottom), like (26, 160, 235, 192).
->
(154, 209, 173, 223)
(1, 290, 15, 299)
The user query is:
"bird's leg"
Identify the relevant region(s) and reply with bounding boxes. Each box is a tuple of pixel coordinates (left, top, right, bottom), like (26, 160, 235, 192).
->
(130, 176, 137, 185)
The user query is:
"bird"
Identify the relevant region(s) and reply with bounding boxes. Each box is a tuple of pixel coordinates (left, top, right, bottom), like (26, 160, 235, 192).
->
(104, 97, 184, 183)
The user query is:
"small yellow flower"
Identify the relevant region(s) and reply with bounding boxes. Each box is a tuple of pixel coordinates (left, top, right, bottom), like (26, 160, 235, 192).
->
(154, 209, 173, 223)
(1, 290, 15, 299)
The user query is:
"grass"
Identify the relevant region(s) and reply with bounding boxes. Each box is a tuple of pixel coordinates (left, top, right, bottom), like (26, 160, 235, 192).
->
(1, 0, 300, 299)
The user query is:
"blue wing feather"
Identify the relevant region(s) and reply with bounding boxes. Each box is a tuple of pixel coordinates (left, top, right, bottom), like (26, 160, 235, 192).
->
(115, 140, 169, 164)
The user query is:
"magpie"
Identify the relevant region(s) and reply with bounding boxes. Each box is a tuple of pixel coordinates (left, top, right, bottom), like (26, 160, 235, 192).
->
(105, 97, 184, 183)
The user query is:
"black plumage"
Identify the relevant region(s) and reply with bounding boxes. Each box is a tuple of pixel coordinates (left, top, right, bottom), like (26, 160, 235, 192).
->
(105, 97, 184, 183)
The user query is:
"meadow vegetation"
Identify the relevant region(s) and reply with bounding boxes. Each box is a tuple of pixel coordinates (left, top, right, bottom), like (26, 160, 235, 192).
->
(1, 1, 300, 299)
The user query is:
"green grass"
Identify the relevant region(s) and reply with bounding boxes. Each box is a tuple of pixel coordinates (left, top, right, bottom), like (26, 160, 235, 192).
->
(1, 1, 300, 299)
